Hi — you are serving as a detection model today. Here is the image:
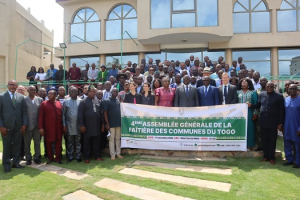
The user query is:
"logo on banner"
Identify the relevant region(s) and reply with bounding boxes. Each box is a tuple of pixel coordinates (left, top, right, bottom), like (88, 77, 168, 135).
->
(178, 108, 185, 116)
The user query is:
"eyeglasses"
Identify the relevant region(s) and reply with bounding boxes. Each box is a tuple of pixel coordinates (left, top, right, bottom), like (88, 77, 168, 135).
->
(289, 88, 297, 91)
(266, 86, 274, 88)
(203, 80, 210, 82)
(8, 84, 18, 87)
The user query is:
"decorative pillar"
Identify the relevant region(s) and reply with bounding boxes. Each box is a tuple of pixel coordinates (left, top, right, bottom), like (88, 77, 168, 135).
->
(225, 49, 232, 66)
(271, 47, 278, 76)
(138, 52, 145, 64)
(100, 54, 105, 66)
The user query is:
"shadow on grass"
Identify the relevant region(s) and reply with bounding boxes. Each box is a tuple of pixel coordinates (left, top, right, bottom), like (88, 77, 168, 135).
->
(0, 162, 43, 180)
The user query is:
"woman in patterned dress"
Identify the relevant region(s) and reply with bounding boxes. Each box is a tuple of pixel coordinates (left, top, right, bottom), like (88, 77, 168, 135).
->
(237, 78, 258, 149)
(155, 77, 176, 107)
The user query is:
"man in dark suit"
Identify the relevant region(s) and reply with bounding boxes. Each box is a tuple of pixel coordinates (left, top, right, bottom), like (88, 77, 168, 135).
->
(197, 76, 220, 106)
(218, 72, 238, 104)
(174, 75, 199, 107)
(196, 67, 216, 88)
(249, 82, 284, 165)
(0, 80, 27, 173)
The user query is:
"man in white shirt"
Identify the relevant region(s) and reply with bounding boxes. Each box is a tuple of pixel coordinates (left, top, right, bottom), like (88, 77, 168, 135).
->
(218, 73, 238, 105)
(252, 71, 262, 91)
(102, 81, 112, 100)
(215, 70, 224, 87)
(88, 63, 99, 82)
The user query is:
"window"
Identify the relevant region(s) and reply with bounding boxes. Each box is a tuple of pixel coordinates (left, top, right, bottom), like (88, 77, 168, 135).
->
(146, 49, 224, 63)
(71, 8, 100, 43)
(106, 4, 137, 40)
(70, 57, 100, 70)
(279, 49, 300, 75)
(106, 55, 138, 68)
(150, 0, 218, 29)
(277, 0, 300, 32)
(233, 0, 270, 33)
(232, 50, 271, 76)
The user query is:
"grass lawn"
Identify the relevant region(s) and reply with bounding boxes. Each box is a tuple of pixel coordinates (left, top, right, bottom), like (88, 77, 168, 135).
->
(0, 136, 300, 200)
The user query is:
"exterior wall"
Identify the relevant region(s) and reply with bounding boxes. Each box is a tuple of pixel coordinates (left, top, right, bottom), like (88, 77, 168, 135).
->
(0, 0, 54, 87)
(56, 0, 300, 77)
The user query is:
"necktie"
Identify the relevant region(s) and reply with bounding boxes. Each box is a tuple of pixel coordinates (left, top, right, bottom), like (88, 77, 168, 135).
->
(134, 97, 136, 104)
(205, 87, 208, 97)
(186, 85, 189, 97)
(224, 85, 228, 99)
(221, 80, 223, 85)
(12, 93, 16, 107)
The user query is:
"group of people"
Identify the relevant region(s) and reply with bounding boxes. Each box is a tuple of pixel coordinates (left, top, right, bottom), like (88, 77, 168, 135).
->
(1, 55, 300, 173)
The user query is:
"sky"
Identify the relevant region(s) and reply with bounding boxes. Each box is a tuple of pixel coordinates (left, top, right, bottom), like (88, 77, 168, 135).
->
(16, 0, 64, 46)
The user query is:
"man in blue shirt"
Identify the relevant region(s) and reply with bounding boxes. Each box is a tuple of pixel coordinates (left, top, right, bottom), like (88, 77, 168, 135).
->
(283, 84, 300, 168)
(46, 64, 57, 88)
(103, 88, 123, 160)
(107, 63, 119, 80)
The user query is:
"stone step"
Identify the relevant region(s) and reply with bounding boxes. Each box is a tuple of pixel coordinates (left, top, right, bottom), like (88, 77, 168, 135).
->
(140, 155, 227, 161)
(117, 148, 282, 158)
(19, 161, 89, 180)
(94, 178, 195, 200)
(63, 190, 103, 200)
(119, 168, 231, 192)
(133, 160, 232, 175)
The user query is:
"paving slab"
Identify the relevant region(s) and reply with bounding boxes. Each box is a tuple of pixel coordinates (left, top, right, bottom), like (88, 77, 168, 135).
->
(20, 161, 89, 180)
(119, 168, 231, 192)
(94, 178, 195, 200)
(63, 190, 103, 200)
(140, 155, 227, 161)
(133, 160, 232, 175)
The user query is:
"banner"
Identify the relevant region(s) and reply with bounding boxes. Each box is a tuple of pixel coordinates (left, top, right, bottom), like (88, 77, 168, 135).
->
(121, 103, 248, 151)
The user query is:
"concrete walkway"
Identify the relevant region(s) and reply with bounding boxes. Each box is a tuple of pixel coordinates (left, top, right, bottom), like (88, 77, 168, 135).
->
(140, 155, 228, 161)
(19, 161, 89, 180)
(133, 160, 232, 175)
(119, 168, 231, 192)
(95, 178, 195, 200)
(62, 190, 103, 200)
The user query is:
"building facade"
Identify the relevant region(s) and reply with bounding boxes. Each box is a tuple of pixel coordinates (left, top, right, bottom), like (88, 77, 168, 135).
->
(55, 0, 300, 77)
(0, 0, 55, 88)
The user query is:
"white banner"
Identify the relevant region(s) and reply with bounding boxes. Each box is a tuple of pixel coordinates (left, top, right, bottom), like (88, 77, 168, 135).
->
(121, 103, 248, 151)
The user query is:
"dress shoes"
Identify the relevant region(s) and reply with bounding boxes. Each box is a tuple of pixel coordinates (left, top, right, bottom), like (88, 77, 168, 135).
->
(46, 161, 52, 164)
(26, 160, 32, 165)
(260, 158, 269, 162)
(4, 167, 11, 173)
(34, 159, 41, 164)
(282, 161, 294, 166)
(57, 161, 62, 164)
(84, 160, 90, 164)
(76, 158, 82, 162)
(269, 160, 276, 165)
(255, 148, 263, 151)
(20, 156, 26, 161)
(12, 164, 24, 168)
(67, 159, 73, 163)
(95, 158, 104, 161)
(293, 164, 300, 168)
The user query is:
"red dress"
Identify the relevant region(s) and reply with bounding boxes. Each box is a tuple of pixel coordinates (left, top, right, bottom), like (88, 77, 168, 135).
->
(38, 100, 63, 142)
(155, 87, 176, 107)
